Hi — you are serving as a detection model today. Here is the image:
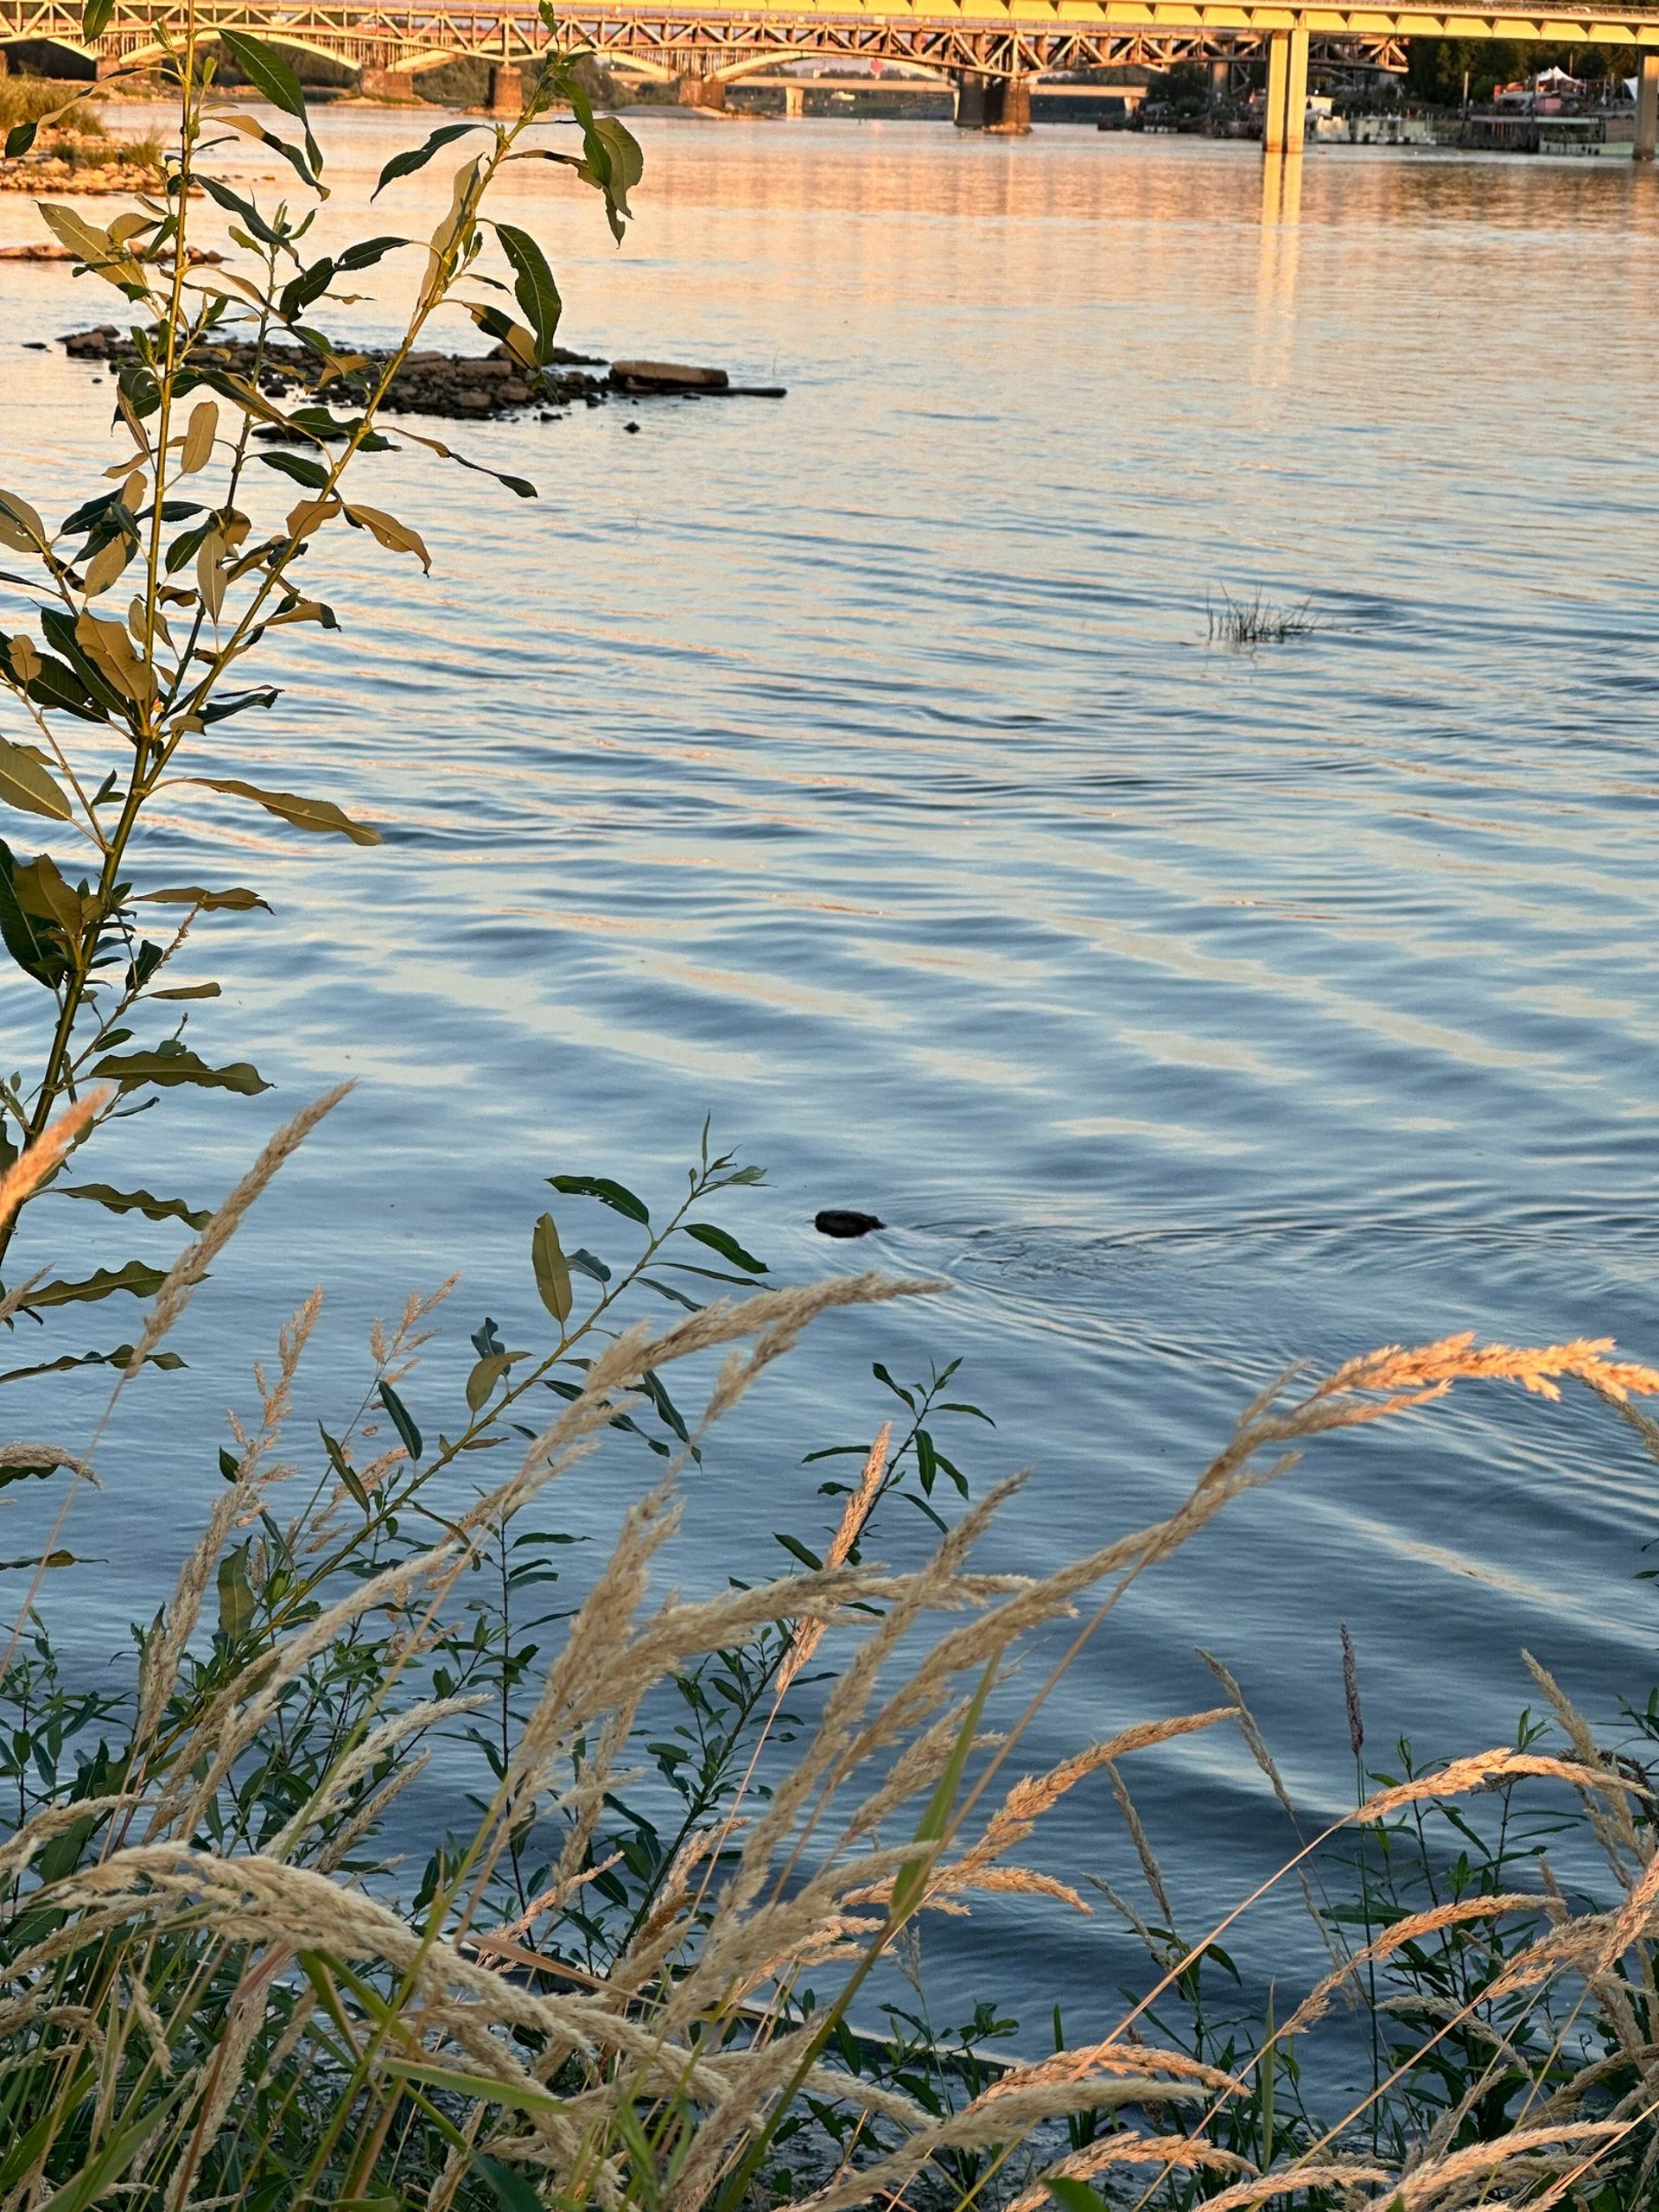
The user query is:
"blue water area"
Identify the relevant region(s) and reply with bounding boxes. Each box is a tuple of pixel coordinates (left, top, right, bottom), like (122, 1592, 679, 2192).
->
(3, 118, 1659, 2049)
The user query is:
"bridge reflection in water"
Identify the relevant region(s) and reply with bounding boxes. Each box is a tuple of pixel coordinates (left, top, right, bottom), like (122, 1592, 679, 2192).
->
(3, 0, 1657, 153)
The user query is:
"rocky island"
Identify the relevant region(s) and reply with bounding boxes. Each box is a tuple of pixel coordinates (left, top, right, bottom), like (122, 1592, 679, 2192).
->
(59, 325, 785, 421)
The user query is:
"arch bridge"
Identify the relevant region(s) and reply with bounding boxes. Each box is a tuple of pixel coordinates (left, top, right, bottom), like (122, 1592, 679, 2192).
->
(3, 0, 1657, 148)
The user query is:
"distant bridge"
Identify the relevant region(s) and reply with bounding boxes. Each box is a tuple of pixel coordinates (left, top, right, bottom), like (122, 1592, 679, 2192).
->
(3, 0, 1657, 146)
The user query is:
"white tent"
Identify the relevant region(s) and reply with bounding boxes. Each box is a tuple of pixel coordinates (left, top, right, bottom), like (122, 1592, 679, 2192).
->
(1534, 65, 1582, 89)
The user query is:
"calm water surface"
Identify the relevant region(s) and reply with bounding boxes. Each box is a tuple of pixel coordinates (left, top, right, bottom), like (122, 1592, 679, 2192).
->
(3, 117, 1659, 2038)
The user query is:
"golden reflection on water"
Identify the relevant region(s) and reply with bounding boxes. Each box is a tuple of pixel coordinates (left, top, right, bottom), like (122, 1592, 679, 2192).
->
(1254, 153, 1303, 386)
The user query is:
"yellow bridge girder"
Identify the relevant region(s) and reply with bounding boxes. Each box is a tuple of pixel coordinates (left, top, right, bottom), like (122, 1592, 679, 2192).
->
(3, 0, 1656, 84)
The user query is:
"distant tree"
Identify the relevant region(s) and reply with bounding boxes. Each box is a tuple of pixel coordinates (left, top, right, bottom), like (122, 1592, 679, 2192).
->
(1146, 58, 1214, 115)
(1406, 35, 1636, 102)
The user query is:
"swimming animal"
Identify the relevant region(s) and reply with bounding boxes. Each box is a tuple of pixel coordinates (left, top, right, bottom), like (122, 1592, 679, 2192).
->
(814, 1210, 885, 1239)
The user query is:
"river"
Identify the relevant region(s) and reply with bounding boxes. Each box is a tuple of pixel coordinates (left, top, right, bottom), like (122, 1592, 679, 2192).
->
(3, 111, 1659, 2050)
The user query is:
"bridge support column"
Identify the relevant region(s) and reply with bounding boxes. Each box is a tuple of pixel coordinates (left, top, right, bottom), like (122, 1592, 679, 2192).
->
(953, 71, 1030, 134)
(784, 81, 804, 117)
(673, 72, 727, 108)
(1262, 28, 1307, 156)
(359, 64, 416, 100)
(487, 62, 523, 114)
(1637, 51, 1659, 162)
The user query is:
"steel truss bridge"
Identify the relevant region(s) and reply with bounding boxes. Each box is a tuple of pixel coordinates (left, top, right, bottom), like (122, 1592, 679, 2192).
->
(3, 0, 1658, 99)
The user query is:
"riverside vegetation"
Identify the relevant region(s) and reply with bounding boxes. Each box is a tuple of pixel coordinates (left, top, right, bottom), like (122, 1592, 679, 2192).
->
(3, 7, 1659, 2206)
(0, 79, 162, 193)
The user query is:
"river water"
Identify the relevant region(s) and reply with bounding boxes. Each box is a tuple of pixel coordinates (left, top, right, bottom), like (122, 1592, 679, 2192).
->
(3, 114, 1659, 2049)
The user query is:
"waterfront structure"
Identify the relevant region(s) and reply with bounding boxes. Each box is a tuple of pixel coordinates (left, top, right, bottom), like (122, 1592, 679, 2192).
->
(3, 0, 1658, 149)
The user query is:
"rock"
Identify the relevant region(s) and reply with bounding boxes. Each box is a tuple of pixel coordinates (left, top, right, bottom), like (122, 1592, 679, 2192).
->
(54, 327, 781, 425)
(609, 359, 730, 393)
(0, 158, 167, 197)
(814, 1210, 886, 1240)
(0, 242, 224, 264)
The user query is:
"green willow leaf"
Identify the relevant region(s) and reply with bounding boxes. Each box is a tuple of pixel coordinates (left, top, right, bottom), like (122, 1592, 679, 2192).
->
(218, 28, 308, 119)
(318, 1423, 370, 1511)
(392, 423, 536, 501)
(0, 1346, 182, 1386)
(531, 1211, 572, 1325)
(372, 122, 483, 200)
(378, 1381, 423, 1462)
(216, 1544, 257, 1640)
(0, 1452, 73, 1488)
(0, 844, 65, 988)
(57, 1184, 211, 1229)
(639, 1367, 692, 1448)
(256, 449, 332, 490)
(24, 653, 104, 725)
(683, 1222, 766, 1274)
(334, 234, 409, 271)
(194, 174, 287, 250)
(577, 114, 643, 243)
(465, 1351, 521, 1414)
(494, 221, 563, 366)
(231, 116, 322, 193)
(547, 1173, 649, 1225)
(133, 885, 270, 912)
(0, 738, 73, 823)
(91, 1048, 270, 1096)
(40, 607, 124, 714)
(277, 254, 335, 321)
(20, 1262, 168, 1313)
(198, 688, 282, 727)
(186, 775, 382, 846)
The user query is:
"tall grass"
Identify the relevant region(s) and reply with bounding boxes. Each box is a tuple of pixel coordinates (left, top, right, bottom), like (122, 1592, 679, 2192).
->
(1207, 588, 1323, 648)
(0, 78, 108, 138)
(2, 1100, 1658, 2205)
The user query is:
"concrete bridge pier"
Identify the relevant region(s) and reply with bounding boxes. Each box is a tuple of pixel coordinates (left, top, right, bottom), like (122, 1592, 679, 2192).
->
(1262, 26, 1308, 155)
(784, 79, 804, 116)
(1637, 51, 1659, 161)
(487, 61, 522, 113)
(359, 62, 416, 100)
(953, 70, 1030, 133)
(673, 70, 727, 107)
